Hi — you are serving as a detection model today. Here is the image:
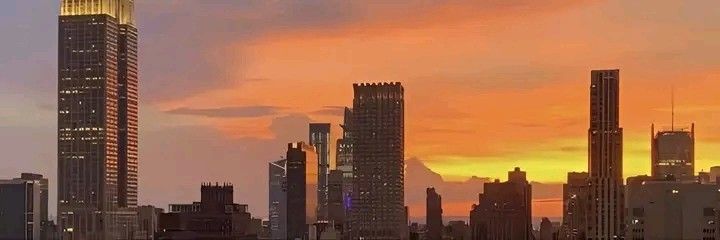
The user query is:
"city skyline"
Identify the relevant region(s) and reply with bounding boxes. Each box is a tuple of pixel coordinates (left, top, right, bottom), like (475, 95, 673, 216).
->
(3, 0, 720, 223)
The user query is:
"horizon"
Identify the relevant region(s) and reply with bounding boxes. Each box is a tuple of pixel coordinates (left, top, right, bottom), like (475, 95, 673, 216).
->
(2, 0, 720, 224)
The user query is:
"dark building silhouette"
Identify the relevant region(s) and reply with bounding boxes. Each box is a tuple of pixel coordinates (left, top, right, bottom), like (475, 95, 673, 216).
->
(310, 123, 331, 221)
(336, 107, 354, 233)
(586, 69, 624, 239)
(446, 221, 470, 240)
(0, 178, 42, 239)
(15, 173, 49, 239)
(268, 159, 287, 239)
(560, 172, 588, 240)
(327, 170, 346, 231)
(58, 0, 138, 238)
(470, 167, 532, 240)
(157, 183, 256, 239)
(350, 82, 405, 239)
(651, 124, 695, 181)
(426, 188, 443, 240)
(136, 205, 163, 240)
(286, 142, 318, 240)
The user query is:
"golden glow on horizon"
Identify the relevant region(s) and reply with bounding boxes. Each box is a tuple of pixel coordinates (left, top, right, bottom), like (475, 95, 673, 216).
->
(60, 0, 135, 25)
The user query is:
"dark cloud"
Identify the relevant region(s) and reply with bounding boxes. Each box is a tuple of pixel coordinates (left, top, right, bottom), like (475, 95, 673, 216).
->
(311, 106, 347, 116)
(165, 106, 282, 118)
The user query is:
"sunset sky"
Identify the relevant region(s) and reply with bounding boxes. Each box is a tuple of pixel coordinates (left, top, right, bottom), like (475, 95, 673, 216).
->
(2, 0, 720, 220)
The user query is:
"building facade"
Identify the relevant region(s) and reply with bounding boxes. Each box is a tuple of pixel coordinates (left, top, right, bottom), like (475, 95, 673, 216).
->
(310, 123, 332, 221)
(560, 172, 588, 240)
(586, 69, 624, 239)
(426, 188, 443, 240)
(58, 0, 138, 238)
(286, 142, 318, 240)
(136, 205, 163, 240)
(336, 107, 354, 232)
(350, 82, 405, 239)
(651, 124, 695, 181)
(470, 168, 532, 240)
(15, 173, 50, 239)
(157, 183, 255, 239)
(0, 179, 42, 240)
(269, 159, 288, 240)
(327, 170, 346, 232)
(625, 179, 720, 239)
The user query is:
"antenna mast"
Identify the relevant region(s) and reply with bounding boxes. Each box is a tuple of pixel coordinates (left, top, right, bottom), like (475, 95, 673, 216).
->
(671, 87, 675, 131)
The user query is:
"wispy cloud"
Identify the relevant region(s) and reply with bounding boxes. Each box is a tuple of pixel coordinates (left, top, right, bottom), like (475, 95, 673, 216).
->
(165, 106, 282, 118)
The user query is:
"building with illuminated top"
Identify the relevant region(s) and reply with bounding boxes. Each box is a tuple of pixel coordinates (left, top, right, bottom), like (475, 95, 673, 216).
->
(57, 0, 139, 239)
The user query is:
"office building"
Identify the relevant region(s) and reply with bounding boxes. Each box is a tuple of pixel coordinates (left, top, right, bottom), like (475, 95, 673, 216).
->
(58, 0, 139, 238)
(327, 170, 345, 231)
(651, 124, 695, 180)
(0, 179, 42, 239)
(157, 183, 256, 239)
(470, 167, 532, 240)
(586, 69, 624, 239)
(446, 221, 470, 240)
(625, 178, 720, 239)
(560, 172, 588, 240)
(310, 123, 332, 221)
(350, 82, 405, 239)
(336, 107, 354, 228)
(269, 159, 288, 240)
(426, 188, 443, 240)
(14, 173, 50, 239)
(710, 166, 720, 183)
(286, 142, 319, 240)
(136, 205, 162, 240)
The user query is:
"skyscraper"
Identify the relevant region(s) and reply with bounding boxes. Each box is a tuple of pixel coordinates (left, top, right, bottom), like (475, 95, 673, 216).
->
(426, 188, 443, 240)
(336, 107, 354, 226)
(350, 82, 405, 239)
(0, 179, 42, 240)
(586, 69, 624, 239)
(310, 123, 331, 221)
(58, 0, 138, 238)
(561, 172, 588, 240)
(286, 142, 319, 240)
(651, 124, 695, 180)
(470, 167, 532, 240)
(269, 159, 288, 240)
(328, 170, 346, 230)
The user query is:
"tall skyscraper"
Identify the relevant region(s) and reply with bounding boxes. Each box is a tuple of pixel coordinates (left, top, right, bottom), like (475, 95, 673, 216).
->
(470, 167, 532, 240)
(286, 142, 318, 240)
(426, 188, 443, 240)
(0, 178, 42, 240)
(350, 82, 405, 239)
(327, 170, 346, 230)
(561, 172, 589, 240)
(586, 69, 624, 239)
(310, 123, 331, 221)
(268, 159, 288, 240)
(58, 1, 138, 238)
(651, 124, 695, 180)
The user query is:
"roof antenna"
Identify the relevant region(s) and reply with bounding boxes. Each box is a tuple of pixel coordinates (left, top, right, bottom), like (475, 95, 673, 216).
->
(671, 86, 675, 131)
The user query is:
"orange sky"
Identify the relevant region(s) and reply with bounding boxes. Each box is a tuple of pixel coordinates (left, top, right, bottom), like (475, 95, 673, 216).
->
(2, 0, 720, 220)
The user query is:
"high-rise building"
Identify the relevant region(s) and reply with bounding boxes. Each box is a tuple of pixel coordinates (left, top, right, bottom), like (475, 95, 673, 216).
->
(651, 124, 695, 181)
(709, 166, 720, 183)
(328, 170, 346, 231)
(0, 179, 42, 239)
(158, 183, 256, 239)
(426, 188, 443, 240)
(350, 82, 405, 239)
(560, 172, 588, 240)
(336, 107, 354, 229)
(470, 167, 532, 240)
(286, 142, 318, 240)
(58, 1, 138, 238)
(15, 173, 49, 239)
(310, 123, 332, 221)
(586, 69, 624, 239)
(625, 178, 720, 239)
(269, 159, 288, 240)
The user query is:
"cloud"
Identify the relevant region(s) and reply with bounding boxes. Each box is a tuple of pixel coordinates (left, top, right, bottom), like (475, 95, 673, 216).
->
(165, 106, 282, 118)
(311, 106, 347, 116)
